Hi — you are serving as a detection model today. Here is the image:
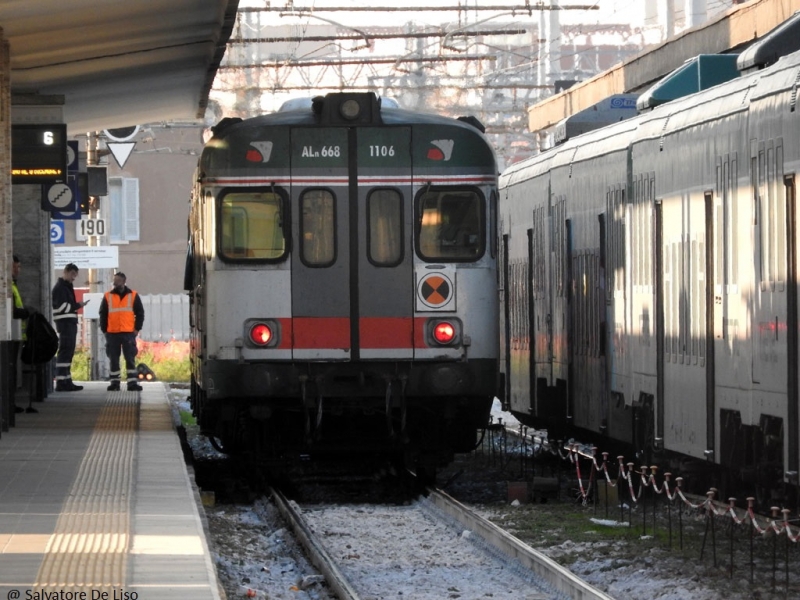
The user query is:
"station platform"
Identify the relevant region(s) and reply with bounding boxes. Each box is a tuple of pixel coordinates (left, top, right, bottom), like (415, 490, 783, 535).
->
(0, 382, 222, 600)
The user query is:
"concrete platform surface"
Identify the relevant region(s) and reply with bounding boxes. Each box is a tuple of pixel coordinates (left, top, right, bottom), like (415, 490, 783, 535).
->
(0, 382, 221, 600)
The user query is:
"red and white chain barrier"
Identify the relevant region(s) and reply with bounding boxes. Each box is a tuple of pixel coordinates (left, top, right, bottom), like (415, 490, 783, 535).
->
(567, 444, 799, 544)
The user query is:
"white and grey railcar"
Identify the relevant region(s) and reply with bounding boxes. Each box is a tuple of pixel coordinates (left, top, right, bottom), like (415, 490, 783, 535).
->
(186, 92, 501, 475)
(500, 40, 800, 499)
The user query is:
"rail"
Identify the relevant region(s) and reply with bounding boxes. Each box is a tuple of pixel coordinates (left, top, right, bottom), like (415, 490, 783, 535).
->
(427, 486, 616, 600)
(269, 486, 362, 600)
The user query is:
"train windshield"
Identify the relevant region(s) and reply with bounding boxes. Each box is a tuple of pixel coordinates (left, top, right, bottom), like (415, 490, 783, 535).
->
(416, 190, 484, 261)
(220, 191, 286, 260)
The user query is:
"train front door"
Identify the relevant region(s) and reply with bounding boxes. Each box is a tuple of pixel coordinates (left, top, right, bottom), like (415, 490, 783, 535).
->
(355, 127, 414, 361)
(289, 126, 413, 361)
(290, 127, 351, 360)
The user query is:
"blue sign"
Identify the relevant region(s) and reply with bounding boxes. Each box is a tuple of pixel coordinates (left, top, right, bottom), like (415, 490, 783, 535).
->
(50, 220, 65, 244)
(67, 140, 79, 172)
(48, 174, 81, 219)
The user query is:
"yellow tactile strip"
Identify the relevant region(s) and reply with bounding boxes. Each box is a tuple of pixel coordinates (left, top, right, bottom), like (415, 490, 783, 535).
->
(34, 392, 139, 588)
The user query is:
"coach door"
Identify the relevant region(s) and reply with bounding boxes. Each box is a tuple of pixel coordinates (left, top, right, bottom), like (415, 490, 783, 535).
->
(787, 174, 799, 476)
(355, 127, 413, 360)
(291, 127, 351, 360)
(289, 126, 413, 360)
(658, 191, 711, 459)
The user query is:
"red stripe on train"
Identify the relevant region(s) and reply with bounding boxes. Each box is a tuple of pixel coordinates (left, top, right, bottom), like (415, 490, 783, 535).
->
(281, 317, 431, 349)
(360, 317, 413, 348)
(292, 317, 350, 349)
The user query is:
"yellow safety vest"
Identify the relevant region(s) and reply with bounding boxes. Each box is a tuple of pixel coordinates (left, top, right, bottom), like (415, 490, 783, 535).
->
(12, 280, 26, 340)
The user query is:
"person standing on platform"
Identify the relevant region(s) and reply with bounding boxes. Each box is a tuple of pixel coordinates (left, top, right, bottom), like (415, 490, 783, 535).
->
(99, 272, 144, 392)
(10, 255, 30, 413)
(52, 263, 88, 391)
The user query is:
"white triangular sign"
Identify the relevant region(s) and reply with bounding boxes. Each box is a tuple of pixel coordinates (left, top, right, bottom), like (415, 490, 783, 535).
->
(108, 142, 136, 168)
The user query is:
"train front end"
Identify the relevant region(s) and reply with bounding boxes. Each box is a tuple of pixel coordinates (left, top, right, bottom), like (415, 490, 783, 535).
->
(187, 93, 500, 470)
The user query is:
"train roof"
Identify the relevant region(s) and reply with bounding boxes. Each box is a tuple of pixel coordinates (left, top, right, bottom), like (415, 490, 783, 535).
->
(737, 10, 800, 73)
(209, 94, 491, 141)
(633, 70, 756, 144)
(501, 40, 800, 186)
(500, 113, 641, 188)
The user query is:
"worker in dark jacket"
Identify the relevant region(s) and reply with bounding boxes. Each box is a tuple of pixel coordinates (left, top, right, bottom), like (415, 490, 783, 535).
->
(99, 272, 145, 392)
(52, 263, 88, 391)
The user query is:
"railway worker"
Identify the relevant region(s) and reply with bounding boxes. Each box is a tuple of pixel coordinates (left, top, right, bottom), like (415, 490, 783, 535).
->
(10, 255, 30, 412)
(52, 263, 89, 391)
(99, 272, 145, 392)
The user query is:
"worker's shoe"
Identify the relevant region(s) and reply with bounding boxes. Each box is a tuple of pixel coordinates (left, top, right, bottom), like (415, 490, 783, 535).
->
(107, 382, 121, 391)
(65, 381, 83, 391)
(55, 381, 72, 391)
(127, 383, 143, 392)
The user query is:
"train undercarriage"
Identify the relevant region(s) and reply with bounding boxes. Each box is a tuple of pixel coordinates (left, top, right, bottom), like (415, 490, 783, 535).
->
(508, 379, 795, 510)
(190, 358, 497, 479)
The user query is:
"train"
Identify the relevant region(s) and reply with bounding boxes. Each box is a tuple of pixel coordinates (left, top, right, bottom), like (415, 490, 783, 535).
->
(185, 92, 501, 476)
(498, 14, 800, 503)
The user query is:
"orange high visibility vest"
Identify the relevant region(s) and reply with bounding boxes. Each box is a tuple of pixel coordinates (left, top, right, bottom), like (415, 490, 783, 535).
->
(105, 290, 137, 333)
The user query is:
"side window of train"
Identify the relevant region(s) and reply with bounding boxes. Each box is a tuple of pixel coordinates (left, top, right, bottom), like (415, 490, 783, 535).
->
(300, 189, 336, 267)
(367, 188, 403, 267)
(220, 190, 286, 261)
(416, 189, 485, 261)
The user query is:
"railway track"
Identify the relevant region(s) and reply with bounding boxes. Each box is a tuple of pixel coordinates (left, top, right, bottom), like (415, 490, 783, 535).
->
(270, 484, 614, 600)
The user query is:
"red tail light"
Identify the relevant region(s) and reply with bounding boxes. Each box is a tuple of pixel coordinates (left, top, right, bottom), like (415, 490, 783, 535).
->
(432, 321, 456, 345)
(249, 323, 273, 346)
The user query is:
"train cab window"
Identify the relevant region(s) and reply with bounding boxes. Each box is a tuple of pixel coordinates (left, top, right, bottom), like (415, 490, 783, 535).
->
(301, 189, 336, 267)
(416, 190, 484, 261)
(220, 191, 286, 261)
(367, 189, 403, 266)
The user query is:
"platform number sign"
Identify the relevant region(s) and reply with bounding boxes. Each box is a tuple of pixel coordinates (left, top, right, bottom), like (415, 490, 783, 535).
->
(78, 218, 106, 238)
(50, 220, 65, 244)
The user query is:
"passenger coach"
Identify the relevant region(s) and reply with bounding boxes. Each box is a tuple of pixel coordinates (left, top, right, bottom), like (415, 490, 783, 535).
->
(499, 16, 800, 502)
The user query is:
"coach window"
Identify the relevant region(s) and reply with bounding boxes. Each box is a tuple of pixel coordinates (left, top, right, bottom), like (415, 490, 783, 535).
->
(301, 189, 336, 267)
(220, 191, 286, 260)
(416, 189, 484, 261)
(368, 189, 403, 266)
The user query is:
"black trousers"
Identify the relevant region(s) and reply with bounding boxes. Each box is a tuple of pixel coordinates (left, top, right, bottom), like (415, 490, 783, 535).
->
(105, 332, 138, 386)
(55, 319, 78, 383)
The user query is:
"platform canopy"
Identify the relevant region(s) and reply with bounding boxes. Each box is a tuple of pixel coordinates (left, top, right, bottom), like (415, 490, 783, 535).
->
(0, 0, 239, 133)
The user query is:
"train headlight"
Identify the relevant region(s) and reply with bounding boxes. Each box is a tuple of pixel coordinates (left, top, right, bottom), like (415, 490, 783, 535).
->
(340, 98, 361, 120)
(427, 318, 462, 346)
(245, 319, 281, 348)
(249, 323, 273, 345)
(433, 322, 455, 344)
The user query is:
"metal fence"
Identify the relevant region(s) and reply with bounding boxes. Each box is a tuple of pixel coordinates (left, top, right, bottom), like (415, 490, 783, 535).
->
(78, 293, 189, 345)
(138, 293, 190, 342)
